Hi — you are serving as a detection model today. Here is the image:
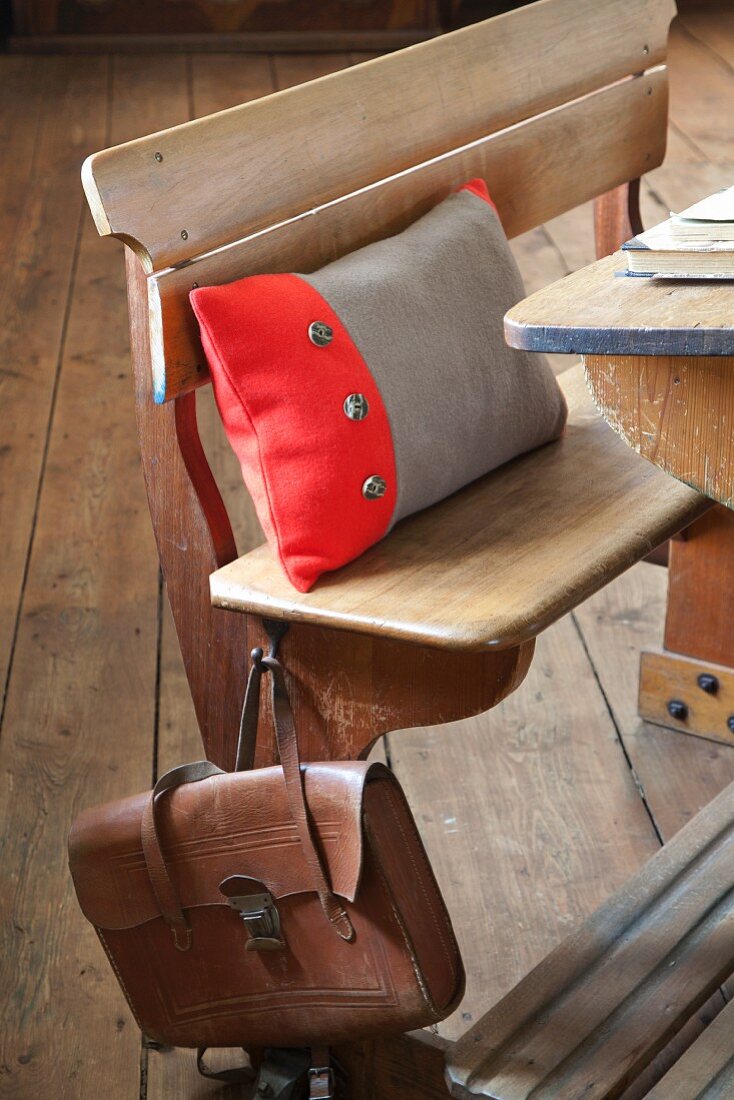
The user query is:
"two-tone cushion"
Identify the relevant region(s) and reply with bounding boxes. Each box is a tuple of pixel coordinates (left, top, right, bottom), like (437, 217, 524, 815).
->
(190, 180, 567, 592)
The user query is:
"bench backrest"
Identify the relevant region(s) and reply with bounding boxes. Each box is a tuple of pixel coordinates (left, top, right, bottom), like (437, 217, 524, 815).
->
(82, 0, 677, 765)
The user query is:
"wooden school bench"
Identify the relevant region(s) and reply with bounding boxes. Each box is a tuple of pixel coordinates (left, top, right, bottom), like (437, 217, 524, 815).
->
(81, 0, 734, 1095)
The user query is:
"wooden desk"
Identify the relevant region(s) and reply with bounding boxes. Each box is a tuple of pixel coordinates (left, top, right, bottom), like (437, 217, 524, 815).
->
(506, 253, 734, 746)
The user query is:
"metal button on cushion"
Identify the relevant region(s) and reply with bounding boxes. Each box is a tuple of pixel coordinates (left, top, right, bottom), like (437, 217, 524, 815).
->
(308, 321, 333, 347)
(344, 393, 369, 421)
(362, 475, 387, 501)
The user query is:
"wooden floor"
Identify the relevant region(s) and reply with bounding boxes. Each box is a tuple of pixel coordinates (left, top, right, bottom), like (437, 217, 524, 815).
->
(1, 10, 733, 1098)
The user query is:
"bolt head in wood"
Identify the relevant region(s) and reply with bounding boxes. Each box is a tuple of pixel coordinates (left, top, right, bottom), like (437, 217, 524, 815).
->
(728, 716, 734, 734)
(697, 673, 719, 695)
(667, 699, 688, 721)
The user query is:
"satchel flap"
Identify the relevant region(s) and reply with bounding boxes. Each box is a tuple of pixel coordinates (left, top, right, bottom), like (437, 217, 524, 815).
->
(69, 761, 390, 930)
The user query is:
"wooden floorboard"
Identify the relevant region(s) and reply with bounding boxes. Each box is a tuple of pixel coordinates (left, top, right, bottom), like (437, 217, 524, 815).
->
(1, 12, 733, 1097)
(388, 613, 663, 1043)
(0, 56, 108, 721)
(0, 69, 159, 1099)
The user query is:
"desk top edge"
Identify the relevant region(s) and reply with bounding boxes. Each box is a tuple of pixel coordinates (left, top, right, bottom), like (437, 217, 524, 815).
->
(505, 253, 734, 358)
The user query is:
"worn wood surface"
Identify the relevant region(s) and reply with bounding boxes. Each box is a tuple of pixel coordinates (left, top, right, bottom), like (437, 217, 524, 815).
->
(0, 56, 109, 741)
(573, 563, 734, 1098)
(126, 248, 249, 768)
(244, 621, 534, 765)
(0, 56, 161, 1100)
(81, 0, 673, 272)
(336, 1032, 451, 1100)
(446, 777, 734, 1100)
(594, 179, 642, 258)
(151, 71, 667, 402)
(3, 12, 734, 1099)
(665, 508, 734, 667)
(639, 650, 734, 746)
(643, 994, 734, 1100)
(210, 367, 707, 650)
(584, 356, 734, 508)
(391, 612, 664, 1045)
(505, 254, 734, 357)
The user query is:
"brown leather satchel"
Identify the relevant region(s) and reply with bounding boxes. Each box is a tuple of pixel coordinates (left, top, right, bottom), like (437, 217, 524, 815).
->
(68, 651, 464, 1050)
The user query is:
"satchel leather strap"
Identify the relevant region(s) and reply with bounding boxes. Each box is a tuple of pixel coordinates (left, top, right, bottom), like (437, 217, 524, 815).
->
(235, 653, 264, 771)
(262, 656, 354, 942)
(140, 651, 353, 947)
(140, 760, 224, 950)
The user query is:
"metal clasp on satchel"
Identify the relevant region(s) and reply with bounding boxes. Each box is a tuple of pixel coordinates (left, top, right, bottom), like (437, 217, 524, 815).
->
(219, 875, 284, 951)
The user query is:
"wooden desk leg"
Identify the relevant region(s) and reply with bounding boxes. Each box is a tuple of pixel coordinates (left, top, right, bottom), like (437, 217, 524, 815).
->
(582, 353, 734, 746)
(639, 507, 734, 746)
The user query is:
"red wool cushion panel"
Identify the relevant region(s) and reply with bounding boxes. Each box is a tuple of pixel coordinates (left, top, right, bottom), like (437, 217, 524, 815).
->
(190, 180, 567, 592)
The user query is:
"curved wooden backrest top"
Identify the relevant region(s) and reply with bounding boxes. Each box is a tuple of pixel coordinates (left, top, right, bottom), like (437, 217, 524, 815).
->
(83, 0, 676, 276)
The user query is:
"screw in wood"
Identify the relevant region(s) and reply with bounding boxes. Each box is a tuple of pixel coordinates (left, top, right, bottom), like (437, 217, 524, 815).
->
(154, 151, 163, 162)
(643, 44, 650, 54)
(667, 699, 688, 721)
(181, 229, 189, 240)
(697, 673, 719, 695)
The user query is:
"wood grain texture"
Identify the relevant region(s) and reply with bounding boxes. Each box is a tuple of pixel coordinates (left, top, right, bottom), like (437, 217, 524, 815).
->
(446, 778, 734, 1100)
(0, 56, 108, 728)
(584, 356, 734, 508)
(643, 994, 734, 1100)
(505, 254, 734, 357)
(243, 619, 534, 766)
(573, 561, 734, 842)
(664, 508, 734, 666)
(667, 15, 734, 164)
(0, 120, 159, 1100)
(81, 0, 674, 272)
(336, 1031, 451, 1100)
(559, 558, 734, 1093)
(126, 248, 249, 769)
(594, 179, 643, 258)
(150, 70, 668, 401)
(389, 614, 663, 1043)
(209, 366, 708, 650)
(639, 650, 734, 746)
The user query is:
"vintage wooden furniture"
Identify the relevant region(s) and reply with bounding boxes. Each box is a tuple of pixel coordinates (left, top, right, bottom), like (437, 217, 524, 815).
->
(505, 256, 734, 748)
(81, 0, 714, 1094)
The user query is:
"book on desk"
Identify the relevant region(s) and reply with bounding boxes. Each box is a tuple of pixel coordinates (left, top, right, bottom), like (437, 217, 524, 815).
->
(623, 185, 734, 279)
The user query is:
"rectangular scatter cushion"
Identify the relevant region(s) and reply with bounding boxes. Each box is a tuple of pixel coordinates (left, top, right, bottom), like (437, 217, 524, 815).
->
(190, 180, 568, 592)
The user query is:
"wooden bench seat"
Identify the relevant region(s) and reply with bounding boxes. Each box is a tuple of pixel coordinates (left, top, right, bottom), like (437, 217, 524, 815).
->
(644, 995, 734, 1100)
(445, 779, 734, 1100)
(209, 365, 709, 650)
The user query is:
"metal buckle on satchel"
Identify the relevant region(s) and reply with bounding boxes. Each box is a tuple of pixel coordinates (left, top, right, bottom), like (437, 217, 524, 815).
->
(219, 875, 285, 951)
